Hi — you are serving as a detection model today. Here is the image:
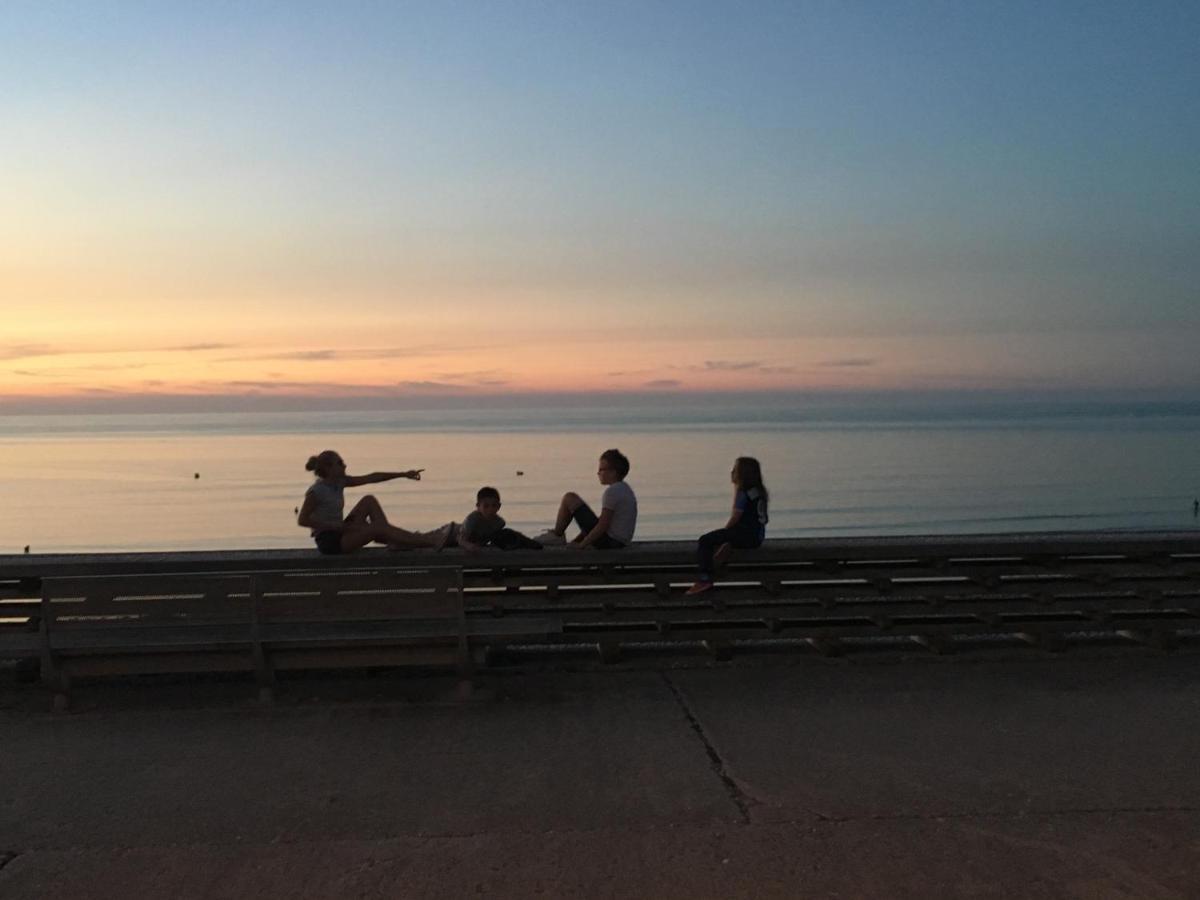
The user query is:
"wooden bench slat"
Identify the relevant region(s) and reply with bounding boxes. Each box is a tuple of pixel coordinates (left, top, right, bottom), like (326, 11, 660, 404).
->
(50, 625, 254, 652)
(42, 575, 253, 598)
(0, 632, 41, 657)
(267, 646, 463, 670)
(47, 602, 252, 623)
(58, 652, 256, 677)
(465, 618, 562, 638)
(251, 571, 459, 593)
(0, 600, 41, 617)
(255, 592, 459, 622)
(7, 533, 1200, 579)
(42, 575, 254, 623)
(258, 620, 466, 645)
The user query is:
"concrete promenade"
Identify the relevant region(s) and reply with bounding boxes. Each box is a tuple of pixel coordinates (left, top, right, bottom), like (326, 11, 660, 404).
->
(2, 651, 1199, 898)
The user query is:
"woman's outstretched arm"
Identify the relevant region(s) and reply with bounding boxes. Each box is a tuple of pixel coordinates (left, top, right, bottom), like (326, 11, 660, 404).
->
(343, 469, 424, 487)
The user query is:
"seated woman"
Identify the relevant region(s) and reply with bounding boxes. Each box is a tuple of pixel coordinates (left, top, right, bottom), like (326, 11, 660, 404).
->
(297, 449, 452, 555)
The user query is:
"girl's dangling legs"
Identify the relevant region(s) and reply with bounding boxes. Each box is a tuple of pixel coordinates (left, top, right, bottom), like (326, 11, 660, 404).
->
(697, 528, 734, 583)
(695, 525, 763, 585)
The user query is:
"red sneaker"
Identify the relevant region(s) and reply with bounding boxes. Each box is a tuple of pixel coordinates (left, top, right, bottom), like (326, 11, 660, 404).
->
(685, 580, 714, 596)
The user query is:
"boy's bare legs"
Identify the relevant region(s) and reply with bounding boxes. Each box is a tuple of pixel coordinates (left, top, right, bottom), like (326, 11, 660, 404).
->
(532, 493, 579, 545)
(553, 492, 583, 536)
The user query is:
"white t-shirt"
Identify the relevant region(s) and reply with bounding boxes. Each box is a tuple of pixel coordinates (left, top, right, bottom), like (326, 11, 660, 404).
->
(601, 480, 638, 544)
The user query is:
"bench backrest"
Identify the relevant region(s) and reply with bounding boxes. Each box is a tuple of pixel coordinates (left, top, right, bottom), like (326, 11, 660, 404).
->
(251, 568, 464, 625)
(41, 575, 254, 629)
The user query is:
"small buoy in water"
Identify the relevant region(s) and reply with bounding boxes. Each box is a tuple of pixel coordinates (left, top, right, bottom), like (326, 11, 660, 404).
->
(516, 471, 524, 476)
(194, 472, 200, 479)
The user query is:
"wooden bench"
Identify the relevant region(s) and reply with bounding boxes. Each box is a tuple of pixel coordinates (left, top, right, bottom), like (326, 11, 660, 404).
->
(40, 574, 257, 709)
(250, 568, 471, 699)
(448, 539, 1200, 661)
(38, 568, 564, 707)
(250, 568, 561, 693)
(12, 533, 1199, 682)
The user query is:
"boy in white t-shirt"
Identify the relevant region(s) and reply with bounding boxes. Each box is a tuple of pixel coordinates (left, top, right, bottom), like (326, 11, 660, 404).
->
(536, 448, 637, 549)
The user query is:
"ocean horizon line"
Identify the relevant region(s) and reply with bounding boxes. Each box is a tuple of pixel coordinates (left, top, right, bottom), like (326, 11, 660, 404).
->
(2, 395, 1200, 440)
(2, 387, 1199, 418)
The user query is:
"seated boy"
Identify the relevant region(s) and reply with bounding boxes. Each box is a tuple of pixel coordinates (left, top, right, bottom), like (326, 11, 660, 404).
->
(536, 448, 637, 549)
(456, 486, 542, 551)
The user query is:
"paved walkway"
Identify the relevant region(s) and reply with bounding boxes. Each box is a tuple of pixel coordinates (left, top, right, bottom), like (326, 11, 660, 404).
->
(2, 652, 1199, 898)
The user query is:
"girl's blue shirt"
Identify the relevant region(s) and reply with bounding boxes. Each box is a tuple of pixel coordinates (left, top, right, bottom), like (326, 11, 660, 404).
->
(735, 486, 768, 541)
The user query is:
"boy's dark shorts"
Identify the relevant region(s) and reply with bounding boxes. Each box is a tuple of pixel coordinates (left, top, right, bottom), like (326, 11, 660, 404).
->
(572, 502, 627, 550)
(314, 530, 343, 555)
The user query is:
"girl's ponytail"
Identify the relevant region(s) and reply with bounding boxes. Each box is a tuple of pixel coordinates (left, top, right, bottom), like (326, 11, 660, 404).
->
(306, 450, 341, 478)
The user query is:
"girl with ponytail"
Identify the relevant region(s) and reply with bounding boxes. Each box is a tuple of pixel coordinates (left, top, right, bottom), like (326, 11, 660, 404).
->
(298, 450, 452, 554)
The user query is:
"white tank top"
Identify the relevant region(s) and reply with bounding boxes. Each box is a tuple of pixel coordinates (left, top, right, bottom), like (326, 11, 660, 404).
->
(305, 480, 345, 534)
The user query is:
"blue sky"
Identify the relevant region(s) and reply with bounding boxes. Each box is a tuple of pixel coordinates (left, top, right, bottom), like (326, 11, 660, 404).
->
(2, 1, 1198, 408)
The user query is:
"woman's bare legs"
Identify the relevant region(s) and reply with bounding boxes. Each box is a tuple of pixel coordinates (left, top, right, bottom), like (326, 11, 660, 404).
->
(345, 495, 388, 527)
(339, 495, 447, 551)
(384, 524, 447, 550)
(339, 522, 445, 552)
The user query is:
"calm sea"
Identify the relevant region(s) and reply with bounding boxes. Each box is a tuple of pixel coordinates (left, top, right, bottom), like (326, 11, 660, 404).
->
(2, 399, 1199, 553)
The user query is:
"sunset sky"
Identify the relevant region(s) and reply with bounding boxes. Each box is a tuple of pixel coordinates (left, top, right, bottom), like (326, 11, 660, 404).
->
(3, 1, 1198, 411)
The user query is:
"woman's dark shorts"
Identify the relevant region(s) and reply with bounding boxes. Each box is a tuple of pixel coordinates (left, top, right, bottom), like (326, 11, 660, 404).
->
(314, 530, 343, 555)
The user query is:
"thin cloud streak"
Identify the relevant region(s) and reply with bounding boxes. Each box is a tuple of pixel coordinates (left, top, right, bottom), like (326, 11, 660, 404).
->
(221, 345, 490, 363)
(396, 380, 460, 391)
(166, 342, 239, 352)
(434, 369, 505, 382)
(817, 358, 878, 368)
(9, 362, 150, 377)
(3, 342, 236, 360)
(701, 361, 762, 371)
(672, 360, 796, 374)
(0, 344, 58, 361)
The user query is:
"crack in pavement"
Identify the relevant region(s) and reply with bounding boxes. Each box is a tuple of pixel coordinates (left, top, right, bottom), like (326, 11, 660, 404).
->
(660, 672, 754, 824)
